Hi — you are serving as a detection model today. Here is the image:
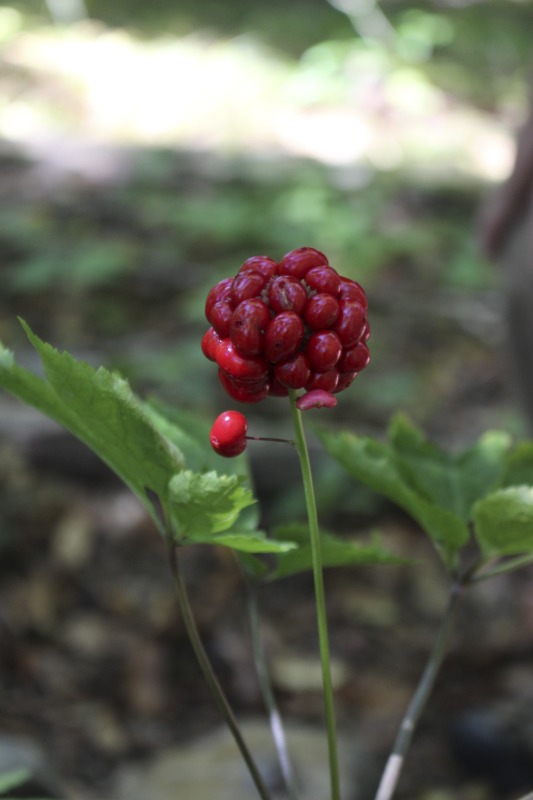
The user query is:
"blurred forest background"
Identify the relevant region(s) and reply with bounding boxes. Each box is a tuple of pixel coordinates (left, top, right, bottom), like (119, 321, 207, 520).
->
(2, 1, 533, 799)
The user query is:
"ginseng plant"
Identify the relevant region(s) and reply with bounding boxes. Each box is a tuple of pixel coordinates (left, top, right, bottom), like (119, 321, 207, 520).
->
(2, 247, 533, 800)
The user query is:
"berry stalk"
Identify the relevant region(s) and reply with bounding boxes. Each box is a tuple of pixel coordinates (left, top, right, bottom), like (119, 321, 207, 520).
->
(288, 389, 341, 800)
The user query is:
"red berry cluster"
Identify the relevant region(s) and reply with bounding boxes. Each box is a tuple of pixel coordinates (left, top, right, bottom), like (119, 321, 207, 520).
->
(201, 247, 370, 404)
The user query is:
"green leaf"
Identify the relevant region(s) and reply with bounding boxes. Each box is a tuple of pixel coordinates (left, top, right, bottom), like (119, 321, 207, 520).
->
(208, 531, 296, 554)
(316, 426, 469, 565)
(167, 470, 294, 554)
(473, 486, 533, 557)
(388, 415, 511, 520)
(501, 442, 533, 488)
(456, 430, 513, 511)
(168, 470, 255, 540)
(268, 523, 406, 580)
(0, 769, 30, 794)
(0, 322, 185, 531)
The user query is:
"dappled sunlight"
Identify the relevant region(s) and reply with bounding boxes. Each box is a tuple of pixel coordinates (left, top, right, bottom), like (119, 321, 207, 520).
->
(0, 8, 517, 181)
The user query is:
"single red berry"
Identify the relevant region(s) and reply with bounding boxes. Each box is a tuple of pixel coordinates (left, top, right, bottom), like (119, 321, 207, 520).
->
(338, 341, 370, 372)
(230, 299, 271, 356)
(305, 330, 342, 372)
(304, 293, 340, 330)
(216, 339, 269, 383)
(278, 247, 328, 279)
(205, 277, 233, 317)
(201, 327, 223, 362)
(335, 370, 359, 393)
(264, 311, 304, 364)
(274, 352, 311, 389)
(268, 276, 308, 315)
(207, 301, 234, 337)
(305, 265, 342, 296)
(231, 271, 267, 306)
(339, 278, 368, 308)
(239, 255, 279, 280)
(210, 410, 248, 457)
(334, 300, 367, 347)
(305, 368, 339, 393)
(218, 370, 269, 403)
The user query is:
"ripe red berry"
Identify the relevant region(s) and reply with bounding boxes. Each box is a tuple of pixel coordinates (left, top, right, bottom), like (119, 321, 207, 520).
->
(335, 370, 359, 393)
(264, 311, 304, 363)
(305, 368, 339, 393)
(304, 293, 340, 330)
(239, 255, 279, 279)
(274, 352, 311, 389)
(207, 301, 234, 337)
(218, 370, 269, 403)
(268, 276, 308, 315)
(305, 330, 342, 372)
(230, 299, 271, 356)
(334, 300, 367, 347)
(339, 278, 368, 308)
(278, 247, 328, 279)
(268, 374, 290, 396)
(216, 339, 269, 383)
(338, 341, 370, 372)
(231, 271, 267, 306)
(305, 266, 342, 296)
(201, 327, 223, 362)
(210, 410, 248, 457)
(206, 277, 233, 317)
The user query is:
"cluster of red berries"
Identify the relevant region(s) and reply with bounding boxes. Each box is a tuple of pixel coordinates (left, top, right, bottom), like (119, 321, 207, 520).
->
(202, 247, 370, 405)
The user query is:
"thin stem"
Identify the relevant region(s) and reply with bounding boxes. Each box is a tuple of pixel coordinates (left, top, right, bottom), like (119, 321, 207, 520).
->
(288, 390, 341, 800)
(166, 537, 273, 800)
(245, 577, 301, 800)
(373, 581, 464, 800)
(470, 552, 533, 582)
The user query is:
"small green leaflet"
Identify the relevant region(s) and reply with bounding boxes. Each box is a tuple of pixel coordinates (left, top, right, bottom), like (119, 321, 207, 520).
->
(268, 523, 406, 580)
(473, 486, 533, 557)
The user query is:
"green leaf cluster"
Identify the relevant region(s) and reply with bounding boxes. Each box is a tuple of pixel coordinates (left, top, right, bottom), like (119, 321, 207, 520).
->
(0, 321, 289, 556)
(317, 414, 533, 570)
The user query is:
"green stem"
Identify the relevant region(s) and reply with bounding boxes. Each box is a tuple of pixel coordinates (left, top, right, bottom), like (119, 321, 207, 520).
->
(288, 390, 341, 800)
(245, 577, 301, 800)
(471, 552, 533, 582)
(373, 581, 463, 800)
(166, 537, 273, 800)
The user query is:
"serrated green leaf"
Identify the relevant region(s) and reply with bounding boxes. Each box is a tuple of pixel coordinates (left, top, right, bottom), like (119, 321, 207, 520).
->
(168, 470, 255, 541)
(316, 427, 469, 566)
(0, 322, 185, 531)
(0, 769, 30, 794)
(267, 522, 406, 580)
(473, 486, 533, 557)
(388, 415, 511, 520)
